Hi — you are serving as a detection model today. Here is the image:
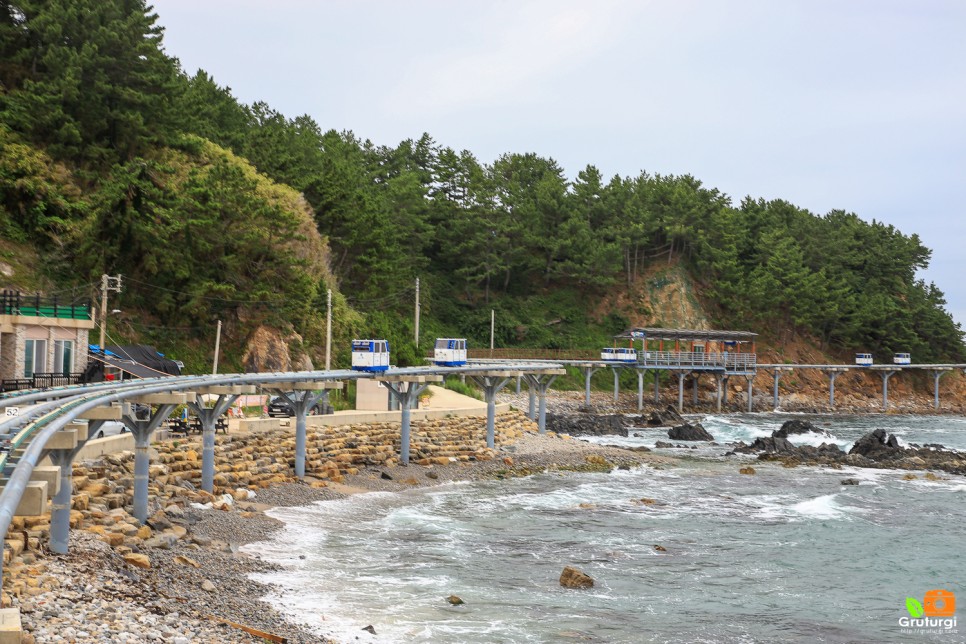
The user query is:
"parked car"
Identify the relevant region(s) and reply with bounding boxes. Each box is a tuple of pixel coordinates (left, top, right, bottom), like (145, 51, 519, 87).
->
(266, 396, 324, 418)
(90, 420, 128, 439)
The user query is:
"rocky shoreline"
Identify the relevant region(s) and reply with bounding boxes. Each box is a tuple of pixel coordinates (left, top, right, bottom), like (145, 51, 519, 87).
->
(6, 390, 966, 643)
(4, 409, 670, 643)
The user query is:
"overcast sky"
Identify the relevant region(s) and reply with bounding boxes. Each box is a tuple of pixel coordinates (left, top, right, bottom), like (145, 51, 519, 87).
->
(154, 0, 966, 327)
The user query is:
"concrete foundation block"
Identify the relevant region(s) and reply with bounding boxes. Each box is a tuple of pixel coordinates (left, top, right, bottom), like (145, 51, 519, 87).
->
(0, 608, 21, 644)
(30, 466, 60, 497)
(15, 481, 47, 516)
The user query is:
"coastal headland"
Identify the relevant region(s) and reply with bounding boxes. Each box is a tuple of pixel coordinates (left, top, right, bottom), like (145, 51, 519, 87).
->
(3, 389, 963, 643)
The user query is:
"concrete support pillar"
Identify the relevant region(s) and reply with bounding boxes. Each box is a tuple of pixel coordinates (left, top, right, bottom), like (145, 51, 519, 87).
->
(270, 390, 327, 480)
(123, 404, 176, 523)
(516, 375, 522, 394)
(722, 377, 729, 405)
(188, 395, 239, 493)
(522, 373, 561, 434)
(613, 368, 620, 403)
(383, 381, 431, 465)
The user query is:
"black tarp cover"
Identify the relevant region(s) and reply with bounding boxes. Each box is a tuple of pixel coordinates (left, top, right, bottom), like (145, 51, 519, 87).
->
(89, 344, 182, 379)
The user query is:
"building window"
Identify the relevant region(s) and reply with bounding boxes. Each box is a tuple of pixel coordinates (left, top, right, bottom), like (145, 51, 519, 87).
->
(54, 340, 73, 375)
(24, 339, 47, 377)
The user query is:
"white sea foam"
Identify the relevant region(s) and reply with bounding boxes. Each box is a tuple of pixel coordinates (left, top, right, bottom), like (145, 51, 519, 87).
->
(790, 494, 847, 520)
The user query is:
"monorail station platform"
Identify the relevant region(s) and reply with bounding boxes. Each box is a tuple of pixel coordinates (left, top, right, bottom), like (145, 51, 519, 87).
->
(593, 327, 759, 412)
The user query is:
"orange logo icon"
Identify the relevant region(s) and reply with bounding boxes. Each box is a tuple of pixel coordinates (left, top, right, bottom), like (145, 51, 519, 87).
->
(923, 590, 956, 617)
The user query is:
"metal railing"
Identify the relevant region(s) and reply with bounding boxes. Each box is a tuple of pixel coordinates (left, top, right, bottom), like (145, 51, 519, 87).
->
(1, 372, 84, 393)
(640, 351, 757, 371)
(0, 290, 92, 320)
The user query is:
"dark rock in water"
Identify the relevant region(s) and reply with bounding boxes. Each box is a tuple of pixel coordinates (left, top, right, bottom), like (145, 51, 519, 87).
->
(841, 478, 860, 485)
(654, 441, 676, 448)
(546, 414, 628, 437)
(849, 428, 901, 459)
(447, 595, 464, 605)
(667, 423, 714, 442)
(362, 625, 377, 634)
(633, 406, 686, 427)
(381, 471, 393, 480)
(773, 419, 831, 439)
(731, 436, 797, 454)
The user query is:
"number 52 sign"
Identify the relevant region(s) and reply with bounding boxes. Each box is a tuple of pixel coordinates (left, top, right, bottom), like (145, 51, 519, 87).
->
(4, 407, 19, 417)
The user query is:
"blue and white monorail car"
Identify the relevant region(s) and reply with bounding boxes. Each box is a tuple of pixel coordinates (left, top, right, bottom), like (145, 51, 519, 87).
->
(434, 338, 467, 366)
(893, 352, 911, 365)
(351, 339, 390, 372)
(601, 347, 637, 363)
(855, 353, 873, 366)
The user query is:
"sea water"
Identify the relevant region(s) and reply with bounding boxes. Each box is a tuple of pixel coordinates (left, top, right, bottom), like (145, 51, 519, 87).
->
(242, 414, 966, 643)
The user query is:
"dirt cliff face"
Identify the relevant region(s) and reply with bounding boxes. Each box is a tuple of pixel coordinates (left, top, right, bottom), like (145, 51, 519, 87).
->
(242, 325, 315, 372)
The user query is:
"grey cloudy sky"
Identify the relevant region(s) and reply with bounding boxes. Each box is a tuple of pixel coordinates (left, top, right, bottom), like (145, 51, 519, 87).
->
(155, 0, 966, 327)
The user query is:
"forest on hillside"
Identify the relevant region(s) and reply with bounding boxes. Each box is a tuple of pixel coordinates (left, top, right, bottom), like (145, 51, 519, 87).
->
(0, 0, 962, 368)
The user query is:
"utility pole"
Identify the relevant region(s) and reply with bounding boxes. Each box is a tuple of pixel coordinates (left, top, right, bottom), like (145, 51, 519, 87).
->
(414, 277, 420, 348)
(325, 288, 332, 370)
(490, 309, 495, 357)
(98, 274, 123, 349)
(212, 320, 222, 375)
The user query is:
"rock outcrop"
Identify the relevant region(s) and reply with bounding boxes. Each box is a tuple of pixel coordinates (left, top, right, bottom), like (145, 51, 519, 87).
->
(772, 419, 831, 439)
(545, 414, 628, 437)
(667, 423, 714, 442)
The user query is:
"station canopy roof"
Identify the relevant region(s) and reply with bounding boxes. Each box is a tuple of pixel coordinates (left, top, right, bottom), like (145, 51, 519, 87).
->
(614, 327, 758, 343)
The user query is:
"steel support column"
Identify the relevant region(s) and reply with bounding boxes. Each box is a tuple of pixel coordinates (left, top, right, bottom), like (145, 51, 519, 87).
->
(469, 375, 513, 447)
(122, 404, 176, 523)
(929, 369, 951, 410)
(637, 371, 644, 411)
(772, 371, 781, 410)
(269, 390, 328, 480)
(879, 370, 898, 411)
(188, 394, 239, 493)
(47, 441, 87, 555)
(528, 382, 536, 421)
(582, 366, 601, 407)
(382, 381, 431, 465)
(714, 374, 725, 412)
(745, 375, 754, 412)
(674, 371, 687, 413)
(522, 373, 561, 434)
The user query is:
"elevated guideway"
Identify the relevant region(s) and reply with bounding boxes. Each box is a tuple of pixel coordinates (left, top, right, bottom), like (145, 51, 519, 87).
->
(0, 360, 566, 617)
